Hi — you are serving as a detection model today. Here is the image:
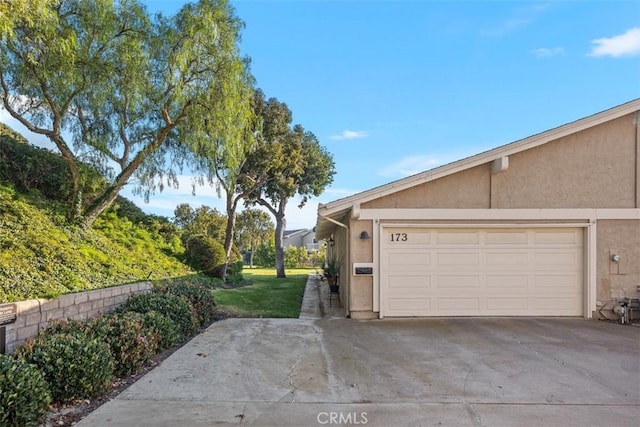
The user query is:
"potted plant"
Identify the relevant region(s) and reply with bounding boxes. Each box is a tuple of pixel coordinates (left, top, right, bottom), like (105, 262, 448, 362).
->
(324, 255, 342, 292)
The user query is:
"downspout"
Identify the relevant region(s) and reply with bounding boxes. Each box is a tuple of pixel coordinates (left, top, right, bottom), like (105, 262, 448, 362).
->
(635, 111, 639, 208)
(320, 214, 349, 316)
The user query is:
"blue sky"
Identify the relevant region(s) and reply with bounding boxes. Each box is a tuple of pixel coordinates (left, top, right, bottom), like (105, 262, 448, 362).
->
(2, 1, 639, 229)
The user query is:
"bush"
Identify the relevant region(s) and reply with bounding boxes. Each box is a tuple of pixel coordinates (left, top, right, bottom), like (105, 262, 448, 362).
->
(89, 312, 159, 377)
(0, 354, 51, 427)
(157, 282, 216, 326)
(184, 235, 227, 277)
(253, 242, 275, 267)
(227, 260, 244, 276)
(118, 292, 198, 339)
(140, 310, 180, 350)
(15, 331, 113, 402)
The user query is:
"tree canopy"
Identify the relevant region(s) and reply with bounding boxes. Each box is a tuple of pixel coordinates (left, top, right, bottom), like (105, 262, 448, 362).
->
(235, 208, 274, 267)
(241, 92, 335, 277)
(0, 0, 253, 228)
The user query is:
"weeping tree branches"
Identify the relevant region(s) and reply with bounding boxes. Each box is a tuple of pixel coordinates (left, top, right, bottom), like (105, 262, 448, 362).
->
(0, 0, 253, 229)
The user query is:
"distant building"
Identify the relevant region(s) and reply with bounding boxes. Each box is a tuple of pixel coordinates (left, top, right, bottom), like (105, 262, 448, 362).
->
(283, 228, 322, 252)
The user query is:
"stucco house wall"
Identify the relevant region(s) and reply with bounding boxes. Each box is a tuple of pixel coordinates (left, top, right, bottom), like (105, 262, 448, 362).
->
(317, 100, 640, 320)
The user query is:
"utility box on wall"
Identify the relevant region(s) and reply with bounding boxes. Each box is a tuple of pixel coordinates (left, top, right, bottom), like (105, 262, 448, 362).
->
(353, 262, 374, 276)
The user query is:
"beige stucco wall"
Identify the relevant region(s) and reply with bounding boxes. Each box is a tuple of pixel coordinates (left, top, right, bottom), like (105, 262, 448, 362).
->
(492, 115, 637, 208)
(348, 218, 374, 318)
(362, 164, 491, 209)
(596, 220, 640, 303)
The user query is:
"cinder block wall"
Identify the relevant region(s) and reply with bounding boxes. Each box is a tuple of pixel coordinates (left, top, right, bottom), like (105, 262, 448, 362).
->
(1, 281, 152, 354)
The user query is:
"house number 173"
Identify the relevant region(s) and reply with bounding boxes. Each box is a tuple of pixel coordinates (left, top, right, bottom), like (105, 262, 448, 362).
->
(390, 233, 408, 242)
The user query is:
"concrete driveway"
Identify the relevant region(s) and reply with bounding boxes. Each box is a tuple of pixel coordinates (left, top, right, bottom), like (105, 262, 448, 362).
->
(78, 278, 640, 427)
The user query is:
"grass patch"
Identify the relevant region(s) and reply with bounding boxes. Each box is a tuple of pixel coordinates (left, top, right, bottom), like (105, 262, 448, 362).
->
(212, 268, 313, 318)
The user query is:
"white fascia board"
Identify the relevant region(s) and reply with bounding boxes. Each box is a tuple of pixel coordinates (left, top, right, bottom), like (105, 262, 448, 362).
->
(360, 208, 640, 221)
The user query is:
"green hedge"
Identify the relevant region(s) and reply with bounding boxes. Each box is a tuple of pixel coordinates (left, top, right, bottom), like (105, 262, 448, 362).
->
(15, 330, 114, 402)
(0, 354, 51, 427)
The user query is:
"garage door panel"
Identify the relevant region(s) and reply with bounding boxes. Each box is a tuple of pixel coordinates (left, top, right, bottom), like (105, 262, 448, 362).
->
(485, 231, 529, 244)
(534, 252, 580, 269)
(381, 227, 583, 317)
(436, 275, 480, 289)
(534, 230, 580, 244)
(533, 297, 580, 312)
(437, 252, 480, 266)
(486, 252, 529, 268)
(388, 298, 431, 312)
(485, 297, 529, 310)
(388, 275, 429, 290)
(486, 275, 529, 289)
(436, 231, 479, 244)
(438, 298, 480, 311)
(387, 252, 430, 269)
(534, 274, 580, 290)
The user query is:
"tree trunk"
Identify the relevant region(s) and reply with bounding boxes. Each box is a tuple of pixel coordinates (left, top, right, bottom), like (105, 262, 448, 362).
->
(221, 195, 240, 280)
(80, 184, 122, 229)
(256, 197, 288, 278)
(274, 205, 286, 278)
(81, 129, 170, 229)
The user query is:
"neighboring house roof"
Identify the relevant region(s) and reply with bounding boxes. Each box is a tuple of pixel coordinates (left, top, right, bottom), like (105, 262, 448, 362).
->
(316, 98, 640, 238)
(284, 229, 307, 238)
(284, 228, 316, 236)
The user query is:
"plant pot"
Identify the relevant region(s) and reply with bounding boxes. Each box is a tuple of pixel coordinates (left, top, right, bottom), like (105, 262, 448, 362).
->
(329, 284, 339, 293)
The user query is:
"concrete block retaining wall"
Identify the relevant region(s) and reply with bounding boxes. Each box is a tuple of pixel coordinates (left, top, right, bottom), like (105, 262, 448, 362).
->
(1, 281, 152, 354)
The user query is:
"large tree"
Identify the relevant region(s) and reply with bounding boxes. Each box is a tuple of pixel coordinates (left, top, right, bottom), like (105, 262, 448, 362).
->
(173, 203, 227, 244)
(243, 119, 335, 278)
(234, 208, 274, 268)
(0, 0, 252, 228)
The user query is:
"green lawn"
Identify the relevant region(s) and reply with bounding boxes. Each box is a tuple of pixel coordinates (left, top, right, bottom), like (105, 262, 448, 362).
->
(212, 268, 313, 318)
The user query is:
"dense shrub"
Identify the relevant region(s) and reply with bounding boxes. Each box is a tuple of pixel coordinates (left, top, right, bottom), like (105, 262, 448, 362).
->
(253, 242, 275, 267)
(89, 312, 159, 377)
(184, 235, 226, 277)
(15, 331, 113, 402)
(118, 292, 198, 339)
(0, 135, 105, 205)
(227, 260, 244, 276)
(0, 354, 51, 427)
(157, 282, 216, 326)
(140, 310, 180, 350)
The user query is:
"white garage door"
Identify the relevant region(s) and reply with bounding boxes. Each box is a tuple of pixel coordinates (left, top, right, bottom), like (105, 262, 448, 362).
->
(380, 227, 583, 317)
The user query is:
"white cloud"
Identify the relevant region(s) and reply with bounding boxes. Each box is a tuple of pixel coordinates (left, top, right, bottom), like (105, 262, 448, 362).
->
(329, 130, 368, 140)
(589, 27, 640, 57)
(378, 155, 440, 178)
(481, 3, 550, 36)
(531, 47, 564, 58)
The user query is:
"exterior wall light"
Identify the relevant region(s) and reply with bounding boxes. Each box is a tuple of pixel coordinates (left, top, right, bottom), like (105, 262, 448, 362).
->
(360, 231, 371, 240)
(328, 237, 335, 247)
(611, 254, 621, 263)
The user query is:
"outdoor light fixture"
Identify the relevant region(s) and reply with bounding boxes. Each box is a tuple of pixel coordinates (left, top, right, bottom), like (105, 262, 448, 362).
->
(611, 254, 621, 263)
(360, 231, 371, 240)
(328, 237, 335, 247)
